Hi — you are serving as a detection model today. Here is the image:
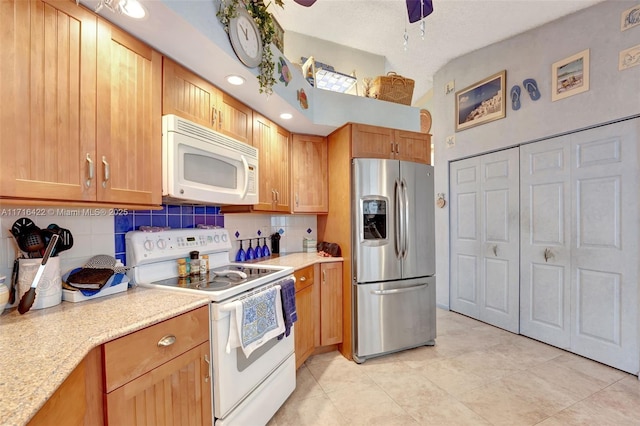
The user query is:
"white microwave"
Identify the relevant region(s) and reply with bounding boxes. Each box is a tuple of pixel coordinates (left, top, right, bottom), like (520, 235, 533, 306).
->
(162, 114, 258, 205)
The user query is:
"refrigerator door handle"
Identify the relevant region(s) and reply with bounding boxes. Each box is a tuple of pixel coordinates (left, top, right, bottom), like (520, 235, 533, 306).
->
(395, 179, 402, 258)
(401, 178, 409, 258)
(370, 283, 428, 295)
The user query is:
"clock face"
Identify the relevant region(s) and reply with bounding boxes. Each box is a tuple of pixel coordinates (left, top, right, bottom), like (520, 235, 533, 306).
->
(228, 9, 263, 68)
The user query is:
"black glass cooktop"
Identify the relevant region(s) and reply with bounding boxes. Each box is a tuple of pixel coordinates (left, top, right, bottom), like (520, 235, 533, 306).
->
(151, 265, 278, 291)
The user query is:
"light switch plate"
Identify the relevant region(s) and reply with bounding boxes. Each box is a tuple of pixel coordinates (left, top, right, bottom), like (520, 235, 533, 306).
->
(445, 135, 456, 148)
(445, 80, 455, 94)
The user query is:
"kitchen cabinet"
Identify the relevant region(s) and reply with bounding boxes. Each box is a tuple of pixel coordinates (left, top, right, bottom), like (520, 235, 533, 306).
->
(291, 134, 328, 213)
(96, 19, 162, 206)
(315, 262, 343, 346)
(294, 265, 315, 368)
(103, 305, 212, 425)
(162, 57, 253, 145)
(0, 0, 162, 207)
(350, 123, 431, 164)
(28, 347, 103, 426)
(251, 113, 290, 212)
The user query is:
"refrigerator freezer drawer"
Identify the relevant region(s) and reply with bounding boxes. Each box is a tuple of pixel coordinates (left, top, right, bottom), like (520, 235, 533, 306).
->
(354, 276, 436, 361)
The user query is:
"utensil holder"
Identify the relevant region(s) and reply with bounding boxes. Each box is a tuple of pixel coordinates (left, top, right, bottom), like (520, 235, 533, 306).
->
(17, 257, 62, 310)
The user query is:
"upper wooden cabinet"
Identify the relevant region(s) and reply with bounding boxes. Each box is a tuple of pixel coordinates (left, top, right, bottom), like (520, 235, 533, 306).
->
(0, 0, 162, 207)
(291, 134, 328, 213)
(162, 57, 253, 145)
(252, 113, 290, 212)
(96, 20, 162, 206)
(351, 123, 431, 164)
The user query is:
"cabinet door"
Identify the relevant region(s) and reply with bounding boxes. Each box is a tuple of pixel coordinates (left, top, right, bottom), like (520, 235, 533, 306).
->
(291, 134, 328, 213)
(106, 342, 212, 426)
(252, 113, 277, 210)
(320, 262, 343, 345)
(351, 124, 394, 159)
(219, 93, 253, 145)
(96, 21, 162, 206)
(162, 57, 220, 129)
(0, 0, 97, 201)
(273, 125, 291, 212)
(294, 265, 315, 368)
(395, 131, 431, 164)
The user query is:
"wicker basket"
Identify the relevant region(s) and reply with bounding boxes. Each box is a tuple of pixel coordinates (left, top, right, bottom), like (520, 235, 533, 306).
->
(370, 72, 415, 105)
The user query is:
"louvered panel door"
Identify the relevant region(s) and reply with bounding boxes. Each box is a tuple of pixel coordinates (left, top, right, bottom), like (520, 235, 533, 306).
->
(520, 137, 572, 349)
(570, 118, 639, 374)
(96, 20, 161, 205)
(0, 0, 96, 201)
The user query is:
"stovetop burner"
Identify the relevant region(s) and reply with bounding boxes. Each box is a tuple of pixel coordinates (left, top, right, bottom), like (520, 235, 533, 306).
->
(151, 265, 279, 292)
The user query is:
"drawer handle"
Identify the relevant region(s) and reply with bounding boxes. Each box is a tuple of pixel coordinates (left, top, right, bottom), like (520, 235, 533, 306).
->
(371, 283, 428, 295)
(157, 334, 177, 347)
(299, 276, 306, 282)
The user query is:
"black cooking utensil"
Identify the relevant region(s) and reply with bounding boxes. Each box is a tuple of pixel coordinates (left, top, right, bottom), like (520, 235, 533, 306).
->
(18, 234, 59, 315)
(8, 258, 18, 305)
(10, 218, 45, 256)
(42, 224, 74, 255)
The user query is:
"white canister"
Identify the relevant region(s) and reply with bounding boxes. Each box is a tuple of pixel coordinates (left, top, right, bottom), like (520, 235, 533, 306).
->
(17, 257, 62, 310)
(0, 276, 8, 311)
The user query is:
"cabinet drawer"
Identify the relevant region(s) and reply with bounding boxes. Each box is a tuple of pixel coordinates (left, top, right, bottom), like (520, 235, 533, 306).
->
(104, 305, 209, 392)
(294, 265, 314, 292)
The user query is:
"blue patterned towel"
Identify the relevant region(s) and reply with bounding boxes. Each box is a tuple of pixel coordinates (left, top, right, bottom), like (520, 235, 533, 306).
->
(234, 286, 285, 357)
(278, 279, 297, 339)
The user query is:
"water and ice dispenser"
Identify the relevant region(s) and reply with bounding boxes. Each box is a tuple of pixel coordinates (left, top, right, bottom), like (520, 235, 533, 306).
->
(361, 198, 387, 241)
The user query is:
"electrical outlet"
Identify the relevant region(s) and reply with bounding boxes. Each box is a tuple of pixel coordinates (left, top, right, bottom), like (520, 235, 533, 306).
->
(445, 80, 455, 94)
(445, 135, 455, 148)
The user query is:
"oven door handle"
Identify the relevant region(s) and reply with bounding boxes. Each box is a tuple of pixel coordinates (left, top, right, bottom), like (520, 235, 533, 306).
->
(240, 155, 250, 199)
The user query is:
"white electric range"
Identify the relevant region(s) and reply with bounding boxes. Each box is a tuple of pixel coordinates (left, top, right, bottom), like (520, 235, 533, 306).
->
(126, 228, 296, 425)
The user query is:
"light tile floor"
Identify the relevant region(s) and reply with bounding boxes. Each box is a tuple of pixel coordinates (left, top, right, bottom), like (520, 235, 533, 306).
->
(269, 308, 640, 425)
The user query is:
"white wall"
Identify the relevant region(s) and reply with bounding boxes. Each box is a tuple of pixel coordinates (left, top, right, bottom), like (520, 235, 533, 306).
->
(432, 0, 640, 308)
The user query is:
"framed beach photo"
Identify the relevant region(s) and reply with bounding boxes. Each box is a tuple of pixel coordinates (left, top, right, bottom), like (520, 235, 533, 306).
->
(455, 70, 506, 132)
(551, 49, 590, 102)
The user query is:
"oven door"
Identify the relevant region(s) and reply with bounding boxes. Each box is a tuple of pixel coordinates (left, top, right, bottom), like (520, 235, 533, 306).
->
(210, 294, 295, 420)
(162, 124, 258, 205)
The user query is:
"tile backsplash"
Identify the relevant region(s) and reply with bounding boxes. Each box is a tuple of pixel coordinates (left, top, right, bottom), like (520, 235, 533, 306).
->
(0, 204, 317, 281)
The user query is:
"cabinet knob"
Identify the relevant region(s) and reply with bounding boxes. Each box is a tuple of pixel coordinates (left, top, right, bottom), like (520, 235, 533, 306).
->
(157, 334, 177, 347)
(300, 276, 306, 282)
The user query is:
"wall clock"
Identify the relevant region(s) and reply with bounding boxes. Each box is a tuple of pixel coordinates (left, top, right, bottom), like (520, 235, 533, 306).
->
(228, 8, 263, 68)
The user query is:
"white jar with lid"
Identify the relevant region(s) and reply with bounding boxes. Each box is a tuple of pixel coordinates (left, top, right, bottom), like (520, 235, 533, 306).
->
(0, 276, 8, 311)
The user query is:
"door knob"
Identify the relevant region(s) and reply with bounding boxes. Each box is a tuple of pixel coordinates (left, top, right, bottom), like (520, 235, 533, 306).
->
(543, 248, 554, 262)
(492, 245, 498, 256)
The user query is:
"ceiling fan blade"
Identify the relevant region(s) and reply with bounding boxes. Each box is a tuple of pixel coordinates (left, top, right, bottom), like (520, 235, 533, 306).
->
(293, 0, 317, 6)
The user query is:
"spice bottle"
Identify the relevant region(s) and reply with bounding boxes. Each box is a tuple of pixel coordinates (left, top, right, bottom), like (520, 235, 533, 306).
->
(177, 258, 188, 277)
(200, 254, 209, 276)
(189, 251, 200, 276)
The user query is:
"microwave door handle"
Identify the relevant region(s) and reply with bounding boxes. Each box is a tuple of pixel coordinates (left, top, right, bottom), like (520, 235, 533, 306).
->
(240, 155, 250, 199)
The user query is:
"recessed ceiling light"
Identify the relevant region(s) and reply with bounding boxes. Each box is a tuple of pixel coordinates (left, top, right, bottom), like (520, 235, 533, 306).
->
(280, 113, 293, 120)
(226, 75, 245, 86)
(121, 0, 146, 19)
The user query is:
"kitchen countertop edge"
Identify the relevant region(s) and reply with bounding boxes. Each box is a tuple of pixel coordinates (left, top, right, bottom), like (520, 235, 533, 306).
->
(0, 287, 210, 426)
(254, 252, 344, 270)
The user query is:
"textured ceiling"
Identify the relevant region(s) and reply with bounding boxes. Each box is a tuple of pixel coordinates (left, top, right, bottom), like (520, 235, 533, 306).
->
(269, 0, 606, 103)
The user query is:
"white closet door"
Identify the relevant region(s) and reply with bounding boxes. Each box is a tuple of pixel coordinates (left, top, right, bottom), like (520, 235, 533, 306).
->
(450, 148, 520, 332)
(570, 119, 639, 374)
(450, 156, 482, 319)
(520, 138, 572, 349)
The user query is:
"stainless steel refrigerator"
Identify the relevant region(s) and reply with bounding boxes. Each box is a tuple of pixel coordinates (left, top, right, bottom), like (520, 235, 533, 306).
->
(352, 158, 436, 363)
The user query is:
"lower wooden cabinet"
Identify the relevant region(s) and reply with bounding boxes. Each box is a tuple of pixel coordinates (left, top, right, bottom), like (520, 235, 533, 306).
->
(294, 265, 315, 368)
(317, 262, 343, 346)
(105, 342, 212, 425)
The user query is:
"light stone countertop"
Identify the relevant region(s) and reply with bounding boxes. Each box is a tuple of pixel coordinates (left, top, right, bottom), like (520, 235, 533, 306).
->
(254, 252, 344, 270)
(0, 253, 341, 425)
(0, 287, 209, 426)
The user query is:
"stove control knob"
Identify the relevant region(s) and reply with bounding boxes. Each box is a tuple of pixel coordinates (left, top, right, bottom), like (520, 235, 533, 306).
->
(143, 240, 154, 251)
(221, 233, 228, 243)
(213, 234, 220, 243)
(157, 239, 167, 250)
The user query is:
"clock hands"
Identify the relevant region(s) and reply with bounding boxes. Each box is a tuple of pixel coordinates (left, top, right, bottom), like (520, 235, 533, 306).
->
(241, 23, 249, 40)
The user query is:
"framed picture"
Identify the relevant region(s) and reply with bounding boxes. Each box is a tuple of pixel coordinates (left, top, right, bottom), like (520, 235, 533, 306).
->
(271, 14, 285, 52)
(455, 70, 506, 132)
(619, 44, 640, 70)
(620, 4, 640, 31)
(551, 49, 590, 102)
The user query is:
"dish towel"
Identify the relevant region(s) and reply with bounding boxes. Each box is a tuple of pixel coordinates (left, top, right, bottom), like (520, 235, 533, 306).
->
(278, 278, 297, 340)
(226, 286, 285, 358)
